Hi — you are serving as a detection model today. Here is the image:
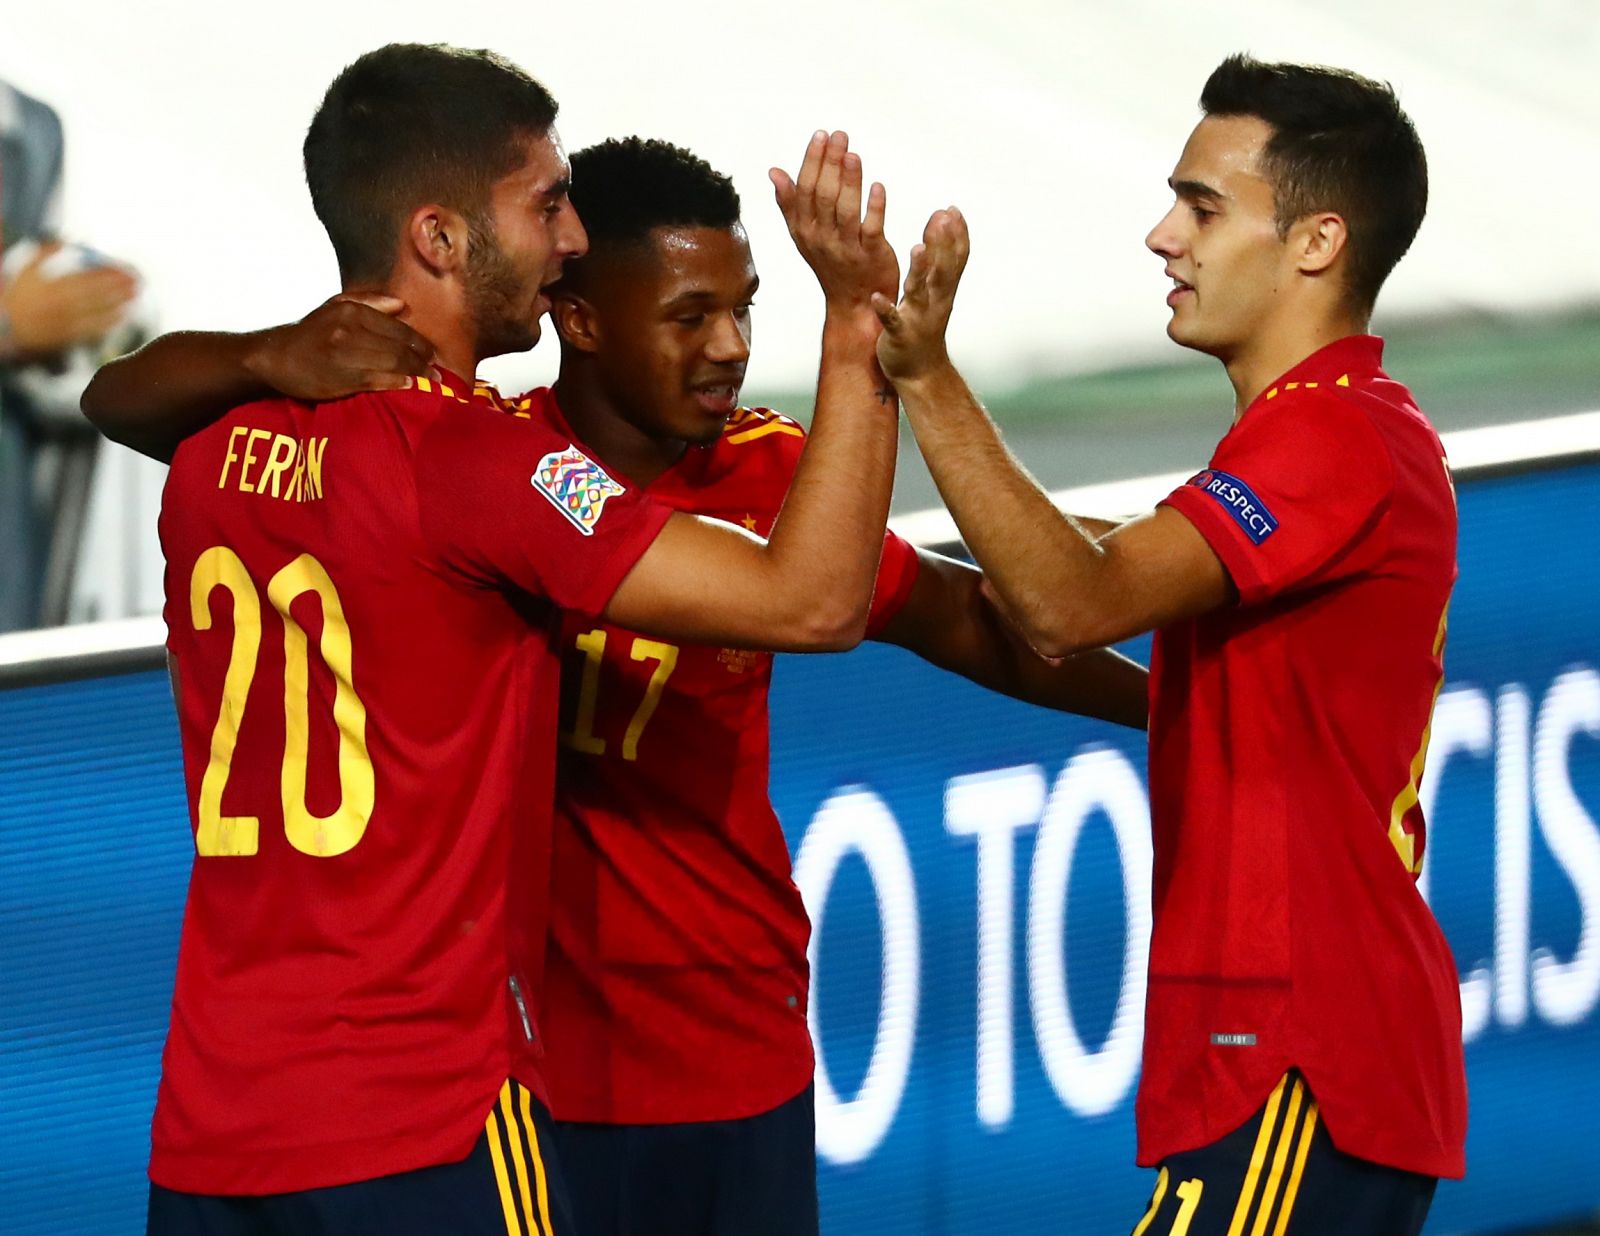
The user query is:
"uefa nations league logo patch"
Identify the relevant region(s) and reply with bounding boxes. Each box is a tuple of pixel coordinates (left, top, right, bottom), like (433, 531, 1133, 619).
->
(531, 445, 627, 536)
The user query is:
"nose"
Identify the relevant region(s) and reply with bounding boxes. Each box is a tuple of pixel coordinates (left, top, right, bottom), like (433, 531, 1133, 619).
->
(705, 310, 751, 366)
(1145, 202, 1184, 260)
(559, 201, 589, 261)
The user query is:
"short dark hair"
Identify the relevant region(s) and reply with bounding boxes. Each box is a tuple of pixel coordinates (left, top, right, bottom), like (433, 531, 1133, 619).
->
(567, 137, 741, 253)
(303, 43, 559, 283)
(1200, 53, 1427, 314)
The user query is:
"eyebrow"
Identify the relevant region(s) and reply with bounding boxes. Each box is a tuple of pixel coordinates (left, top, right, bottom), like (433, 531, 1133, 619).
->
(1169, 177, 1224, 203)
(537, 175, 572, 200)
(663, 276, 761, 308)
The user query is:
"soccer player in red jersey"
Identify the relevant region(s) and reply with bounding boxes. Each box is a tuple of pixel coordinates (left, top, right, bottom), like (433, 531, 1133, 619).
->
(871, 55, 1464, 1235)
(530, 136, 1146, 1236)
(87, 44, 906, 1236)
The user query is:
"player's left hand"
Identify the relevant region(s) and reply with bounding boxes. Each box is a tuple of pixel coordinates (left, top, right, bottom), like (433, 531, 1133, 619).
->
(244, 293, 434, 401)
(770, 130, 899, 320)
(873, 206, 969, 384)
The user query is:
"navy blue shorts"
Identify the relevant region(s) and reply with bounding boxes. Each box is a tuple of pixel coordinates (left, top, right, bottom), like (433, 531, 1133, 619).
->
(551, 1083, 818, 1236)
(148, 1079, 572, 1236)
(1130, 1072, 1437, 1236)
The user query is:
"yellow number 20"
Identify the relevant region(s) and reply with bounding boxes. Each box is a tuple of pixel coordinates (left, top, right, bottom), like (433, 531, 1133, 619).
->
(189, 547, 373, 858)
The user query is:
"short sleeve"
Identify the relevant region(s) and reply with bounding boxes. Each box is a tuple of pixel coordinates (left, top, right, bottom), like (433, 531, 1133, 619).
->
(865, 530, 921, 637)
(416, 403, 672, 615)
(1159, 394, 1393, 606)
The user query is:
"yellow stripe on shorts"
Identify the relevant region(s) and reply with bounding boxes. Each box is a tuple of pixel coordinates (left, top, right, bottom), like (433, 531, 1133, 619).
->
(519, 1083, 557, 1236)
(500, 1081, 539, 1235)
(1226, 1076, 1288, 1236)
(1250, 1079, 1306, 1236)
(1271, 1101, 1320, 1236)
(485, 1104, 525, 1236)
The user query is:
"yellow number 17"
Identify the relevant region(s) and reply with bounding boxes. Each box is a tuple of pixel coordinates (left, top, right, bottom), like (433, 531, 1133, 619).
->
(562, 629, 679, 761)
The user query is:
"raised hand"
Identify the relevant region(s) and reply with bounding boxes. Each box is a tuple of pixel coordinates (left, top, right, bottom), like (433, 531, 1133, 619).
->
(770, 130, 898, 317)
(246, 293, 434, 401)
(872, 206, 970, 384)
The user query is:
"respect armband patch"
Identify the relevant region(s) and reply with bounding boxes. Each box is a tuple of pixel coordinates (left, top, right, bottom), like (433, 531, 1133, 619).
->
(531, 445, 627, 537)
(1187, 469, 1278, 545)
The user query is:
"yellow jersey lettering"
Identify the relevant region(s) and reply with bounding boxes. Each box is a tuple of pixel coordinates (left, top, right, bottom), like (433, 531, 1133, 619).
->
(220, 427, 329, 504)
(218, 426, 249, 489)
(259, 434, 297, 498)
(286, 441, 307, 502)
(305, 438, 328, 501)
(237, 428, 272, 493)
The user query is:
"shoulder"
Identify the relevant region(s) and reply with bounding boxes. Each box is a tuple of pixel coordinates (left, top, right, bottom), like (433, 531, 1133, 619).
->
(712, 406, 806, 474)
(720, 406, 806, 448)
(1231, 386, 1394, 479)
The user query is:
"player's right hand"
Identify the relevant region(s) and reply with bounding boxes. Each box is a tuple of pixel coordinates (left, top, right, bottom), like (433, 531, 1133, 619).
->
(770, 130, 898, 321)
(245, 293, 434, 401)
(873, 206, 969, 385)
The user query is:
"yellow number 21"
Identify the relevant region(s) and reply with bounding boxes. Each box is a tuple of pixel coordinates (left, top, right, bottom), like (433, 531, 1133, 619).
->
(189, 547, 374, 858)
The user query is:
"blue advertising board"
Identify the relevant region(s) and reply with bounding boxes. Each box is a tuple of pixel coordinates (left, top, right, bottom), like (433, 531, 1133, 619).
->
(3, 458, 1598, 1234)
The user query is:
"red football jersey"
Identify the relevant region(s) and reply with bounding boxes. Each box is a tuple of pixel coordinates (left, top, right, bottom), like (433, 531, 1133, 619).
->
(152, 373, 669, 1194)
(528, 389, 921, 1123)
(1143, 335, 1466, 1178)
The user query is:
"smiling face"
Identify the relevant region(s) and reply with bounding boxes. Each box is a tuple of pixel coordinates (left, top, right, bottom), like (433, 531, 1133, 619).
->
(559, 224, 757, 445)
(1145, 114, 1297, 361)
(467, 128, 588, 359)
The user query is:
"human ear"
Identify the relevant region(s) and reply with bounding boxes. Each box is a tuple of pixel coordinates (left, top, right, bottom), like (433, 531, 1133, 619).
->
(552, 293, 601, 354)
(1297, 211, 1349, 275)
(405, 205, 471, 276)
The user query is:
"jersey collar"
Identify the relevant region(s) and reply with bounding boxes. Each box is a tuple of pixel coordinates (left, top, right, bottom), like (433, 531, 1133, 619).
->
(1249, 334, 1386, 413)
(425, 364, 514, 412)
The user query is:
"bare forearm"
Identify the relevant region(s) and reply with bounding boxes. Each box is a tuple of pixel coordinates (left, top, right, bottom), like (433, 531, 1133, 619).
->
(897, 362, 1117, 654)
(82, 329, 273, 461)
(763, 310, 897, 642)
(1002, 645, 1149, 729)
(912, 606, 1148, 727)
(879, 553, 1148, 728)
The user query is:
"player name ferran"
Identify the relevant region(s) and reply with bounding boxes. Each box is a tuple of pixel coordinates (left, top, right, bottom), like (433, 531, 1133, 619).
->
(218, 426, 328, 503)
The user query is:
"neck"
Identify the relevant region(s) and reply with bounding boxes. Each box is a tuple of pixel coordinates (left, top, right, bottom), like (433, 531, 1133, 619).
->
(554, 362, 689, 489)
(349, 275, 480, 382)
(1222, 304, 1367, 419)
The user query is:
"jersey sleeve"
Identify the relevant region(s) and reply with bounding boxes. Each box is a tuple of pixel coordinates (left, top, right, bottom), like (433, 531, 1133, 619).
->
(416, 402, 672, 616)
(865, 530, 921, 637)
(1159, 393, 1394, 606)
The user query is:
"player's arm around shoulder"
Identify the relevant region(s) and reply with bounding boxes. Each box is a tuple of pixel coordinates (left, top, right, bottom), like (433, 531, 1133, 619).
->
(82, 294, 432, 463)
(874, 546, 1151, 728)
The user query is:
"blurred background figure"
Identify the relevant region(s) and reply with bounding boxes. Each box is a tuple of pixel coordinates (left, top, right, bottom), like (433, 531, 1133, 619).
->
(0, 77, 142, 632)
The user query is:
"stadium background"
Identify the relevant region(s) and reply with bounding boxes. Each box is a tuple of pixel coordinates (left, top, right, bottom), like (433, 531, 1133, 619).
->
(3, 2, 1598, 1232)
